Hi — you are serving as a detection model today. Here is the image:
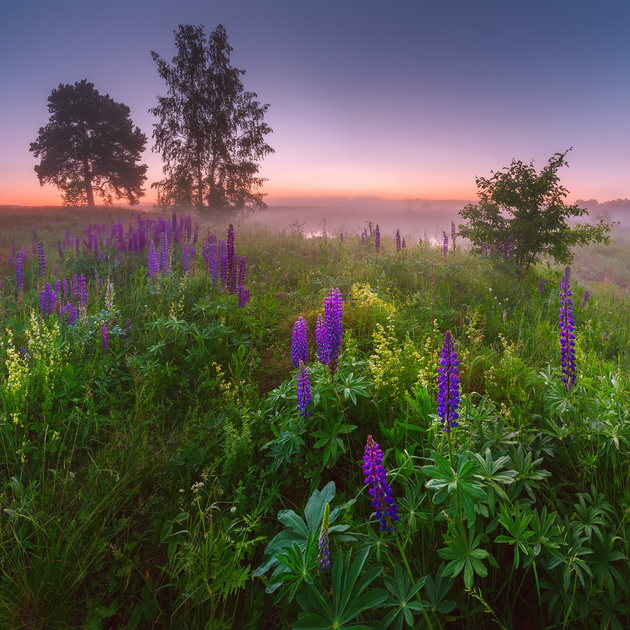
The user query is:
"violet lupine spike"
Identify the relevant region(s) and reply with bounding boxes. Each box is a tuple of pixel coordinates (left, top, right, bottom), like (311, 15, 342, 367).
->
(451, 221, 457, 250)
(182, 243, 189, 275)
(442, 232, 448, 262)
(297, 360, 311, 418)
(539, 277, 546, 297)
(78, 274, 87, 306)
(582, 291, 590, 308)
(37, 240, 45, 280)
(559, 266, 576, 389)
(316, 313, 330, 366)
(209, 243, 218, 284)
(238, 255, 246, 288)
(437, 330, 460, 431)
(101, 322, 109, 352)
(363, 435, 398, 532)
(16, 253, 23, 303)
(317, 503, 331, 571)
(375, 224, 380, 253)
(291, 316, 309, 367)
(402, 237, 406, 249)
(395, 229, 401, 252)
(324, 288, 343, 370)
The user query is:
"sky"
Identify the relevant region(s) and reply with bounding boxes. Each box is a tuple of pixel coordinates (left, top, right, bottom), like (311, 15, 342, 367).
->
(1, 0, 629, 207)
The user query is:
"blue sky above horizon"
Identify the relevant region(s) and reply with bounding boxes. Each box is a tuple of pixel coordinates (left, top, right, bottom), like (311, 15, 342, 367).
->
(1, 0, 629, 206)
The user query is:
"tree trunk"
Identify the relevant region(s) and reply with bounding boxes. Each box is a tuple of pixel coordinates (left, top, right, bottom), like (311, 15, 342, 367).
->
(83, 153, 95, 207)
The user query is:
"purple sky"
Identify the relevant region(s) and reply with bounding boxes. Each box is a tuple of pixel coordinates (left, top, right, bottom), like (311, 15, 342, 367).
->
(1, 0, 629, 206)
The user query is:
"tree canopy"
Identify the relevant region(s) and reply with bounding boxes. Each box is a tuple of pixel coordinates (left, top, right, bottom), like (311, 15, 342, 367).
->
(150, 24, 274, 214)
(458, 149, 613, 274)
(30, 80, 147, 206)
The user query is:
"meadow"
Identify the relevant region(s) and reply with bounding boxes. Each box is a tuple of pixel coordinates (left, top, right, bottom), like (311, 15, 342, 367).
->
(0, 205, 629, 629)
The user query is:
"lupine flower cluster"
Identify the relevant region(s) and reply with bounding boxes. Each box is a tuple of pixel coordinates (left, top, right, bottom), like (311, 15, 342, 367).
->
(437, 330, 460, 431)
(316, 288, 343, 373)
(317, 503, 331, 571)
(291, 316, 308, 367)
(582, 291, 590, 309)
(559, 266, 576, 389)
(442, 232, 448, 262)
(363, 435, 398, 532)
(15, 253, 23, 304)
(374, 224, 380, 253)
(451, 221, 457, 250)
(101, 322, 109, 352)
(296, 360, 311, 418)
(539, 277, 546, 297)
(395, 229, 401, 252)
(37, 240, 46, 281)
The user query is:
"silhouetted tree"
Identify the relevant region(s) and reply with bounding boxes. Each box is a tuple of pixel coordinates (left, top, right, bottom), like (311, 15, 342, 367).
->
(458, 149, 613, 274)
(150, 24, 274, 214)
(30, 80, 147, 206)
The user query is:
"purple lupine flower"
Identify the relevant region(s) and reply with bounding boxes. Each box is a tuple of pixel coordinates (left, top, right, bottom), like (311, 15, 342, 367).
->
(559, 266, 576, 389)
(339, 232, 344, 243)
(229, 252, 238, 295)
(20, 346, 29, 364)
(395, 229, 401, 252)
(182, 243, 189, 275)
(57, 240, 64, 261)
(37, 240, 45, 280)
(72, 274, 78, 300)
(316, 313, 330, 365)
(451, 221, 457, 250)
(148, 241, 159, 277)
(15, 253, 23, 303)
(324, 288, 343, 369)
(209, 243, 218, 284)
(101, 322, 108, 352)
(238, 256, 246, 288)
(442, 232, 448, 262)
(237, 285, 250, 308)
(317, 503, 331, 571)
(297, 360, 311, 418)
(363, 435, 398, 532)
(402, 237, 406, 249)
(291, 316, 309, 367)
(62, 277, 68, 301)
(539, 277, 546, 297)
(220, 253, 228, 288)
(193, 222, 199, 244)
(437, 330, 460, 431)
(78, 274, 87, 306)
(375, 224, 380, 253)
(582, 291, 590, 308)
(227, 224, 235, 266)
(160, 233, 170, 274)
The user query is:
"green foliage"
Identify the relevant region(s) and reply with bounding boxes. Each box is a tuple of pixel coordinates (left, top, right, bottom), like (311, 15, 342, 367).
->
(459, 149, 614, 274)
(150, 24, 274, 213)
(294, 547, 388, 629)
(1, 207, 629, 628)
(29, 79, 147, 206)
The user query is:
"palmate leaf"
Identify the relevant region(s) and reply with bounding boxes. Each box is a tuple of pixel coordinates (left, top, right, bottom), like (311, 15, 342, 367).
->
(422, 451, 486, 523)
(382, 563, 428, 630)
(294, 548, 388, 629)
(254, 481, 356, 593)
(437, 520, 495, 589)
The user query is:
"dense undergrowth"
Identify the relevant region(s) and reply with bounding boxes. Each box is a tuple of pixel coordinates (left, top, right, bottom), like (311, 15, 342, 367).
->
(1, 207, 629, 629)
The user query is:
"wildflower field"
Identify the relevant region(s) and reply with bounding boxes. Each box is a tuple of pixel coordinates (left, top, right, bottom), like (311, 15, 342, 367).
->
(1, 205, 630, 629)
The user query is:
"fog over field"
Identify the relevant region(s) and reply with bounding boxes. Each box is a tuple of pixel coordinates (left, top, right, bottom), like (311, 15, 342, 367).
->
(241, 197, 472, 243)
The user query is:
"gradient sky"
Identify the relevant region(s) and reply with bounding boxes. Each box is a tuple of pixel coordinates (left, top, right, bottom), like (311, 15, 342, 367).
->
(1, 0, 629, 206)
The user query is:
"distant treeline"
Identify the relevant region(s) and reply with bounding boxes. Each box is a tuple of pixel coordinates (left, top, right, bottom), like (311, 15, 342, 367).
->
(576, 198, 630, 212)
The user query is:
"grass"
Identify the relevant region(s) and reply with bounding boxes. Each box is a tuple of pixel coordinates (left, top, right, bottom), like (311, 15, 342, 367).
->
(0, 205, 629, 629)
